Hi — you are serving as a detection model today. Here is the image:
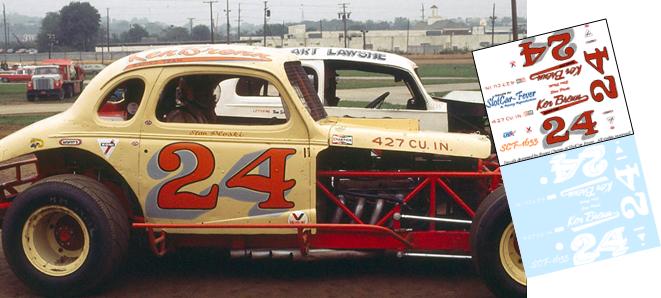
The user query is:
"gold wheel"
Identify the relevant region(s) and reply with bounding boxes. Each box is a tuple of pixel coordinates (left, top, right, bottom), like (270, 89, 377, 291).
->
(499, 223, 526, 286)
(21, 206, 90, 277)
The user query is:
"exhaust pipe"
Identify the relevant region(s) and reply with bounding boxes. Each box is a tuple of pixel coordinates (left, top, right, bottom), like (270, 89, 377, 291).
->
(393, 213, 472, 225)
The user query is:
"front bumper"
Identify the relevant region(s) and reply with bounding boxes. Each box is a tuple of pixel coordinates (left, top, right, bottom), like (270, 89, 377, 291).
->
(27, 88, 62, 98)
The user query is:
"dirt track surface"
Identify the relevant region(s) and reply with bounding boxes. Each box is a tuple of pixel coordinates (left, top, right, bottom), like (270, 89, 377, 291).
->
(0, 236, 494, 297)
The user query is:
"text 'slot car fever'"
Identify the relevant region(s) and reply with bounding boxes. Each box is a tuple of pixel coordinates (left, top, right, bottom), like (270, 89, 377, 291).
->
(0, 45, 523, 297)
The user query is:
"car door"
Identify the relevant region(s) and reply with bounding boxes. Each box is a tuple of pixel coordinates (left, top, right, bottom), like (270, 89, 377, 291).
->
(138, 65, 312, 232)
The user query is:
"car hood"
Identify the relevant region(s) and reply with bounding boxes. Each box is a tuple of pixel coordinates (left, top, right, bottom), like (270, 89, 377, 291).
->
(318, 117, 492, 159)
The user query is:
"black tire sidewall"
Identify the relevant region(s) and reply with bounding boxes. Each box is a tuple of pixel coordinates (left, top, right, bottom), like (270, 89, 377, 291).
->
(2, 181, 116, 296)
(471, 187, 526, 298)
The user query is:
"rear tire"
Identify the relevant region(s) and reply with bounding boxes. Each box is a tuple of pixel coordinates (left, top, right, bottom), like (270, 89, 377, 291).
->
(57, 89, 65, 100)
(27, 94, 36, 102)
(64, 85, 73, 99)
(470, 186, 526, 298)
(2, 174, 129, 296)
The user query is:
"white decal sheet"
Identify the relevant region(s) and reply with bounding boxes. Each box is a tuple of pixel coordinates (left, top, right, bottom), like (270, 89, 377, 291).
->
(474, 20, 632, 166)
(474, 20, 659, 281)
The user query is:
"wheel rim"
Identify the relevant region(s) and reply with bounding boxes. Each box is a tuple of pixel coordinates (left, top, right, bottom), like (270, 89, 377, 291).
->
(499, 223, 526, 286)
(22, 206, 90, 277)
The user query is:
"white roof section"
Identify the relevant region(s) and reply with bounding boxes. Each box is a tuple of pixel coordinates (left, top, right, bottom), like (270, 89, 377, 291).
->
(287, 47, 418, 71)
(440, 90, 485, 105)
(113, 44, 299, 72)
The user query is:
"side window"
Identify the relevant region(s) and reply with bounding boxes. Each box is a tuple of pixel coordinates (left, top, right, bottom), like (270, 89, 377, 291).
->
(234, 77, 280, 97)
(156, 74, 288, 126)
(97, 78, 145, 121)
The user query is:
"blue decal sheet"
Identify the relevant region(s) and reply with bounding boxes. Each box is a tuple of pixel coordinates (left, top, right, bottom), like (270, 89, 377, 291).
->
(501, 135, 658, 277)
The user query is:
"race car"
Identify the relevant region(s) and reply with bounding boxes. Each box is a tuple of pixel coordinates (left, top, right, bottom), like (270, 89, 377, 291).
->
(0, 44, 524, 297)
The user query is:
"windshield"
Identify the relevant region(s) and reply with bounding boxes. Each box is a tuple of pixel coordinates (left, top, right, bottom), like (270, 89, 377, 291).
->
(284, 61, 327, 121)
(34, 67, 59, 75)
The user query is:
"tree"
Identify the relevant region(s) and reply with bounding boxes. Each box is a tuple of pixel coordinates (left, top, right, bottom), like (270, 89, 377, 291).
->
(58, 2, 101, 50)
(121, 24, 149, 42)
(392, 17, 410, 30)
(191, 25, 210, 41)
(160, 26, 189, 42)
(36, 12, 61, 52)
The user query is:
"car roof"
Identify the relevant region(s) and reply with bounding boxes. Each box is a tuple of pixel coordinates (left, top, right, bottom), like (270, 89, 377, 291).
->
(287, 47, 418, 71)
(114, 44, 298, 72)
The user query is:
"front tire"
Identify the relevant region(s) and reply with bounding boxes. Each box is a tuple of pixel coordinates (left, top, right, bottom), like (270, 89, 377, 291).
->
(470, 186, 526, 298)
(57, 89, 65, 100)
(2, 174, 129, 296)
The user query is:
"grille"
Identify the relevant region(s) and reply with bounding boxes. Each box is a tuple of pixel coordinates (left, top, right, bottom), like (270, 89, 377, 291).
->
(33, 78, 53, 90)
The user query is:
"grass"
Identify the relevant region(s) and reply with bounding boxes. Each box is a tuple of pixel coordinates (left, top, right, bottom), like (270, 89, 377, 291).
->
(337, 78, 477, 90)
(337, 63, 477, 78)
(0, 113, 56, 126)
(0, 83, 26, 103)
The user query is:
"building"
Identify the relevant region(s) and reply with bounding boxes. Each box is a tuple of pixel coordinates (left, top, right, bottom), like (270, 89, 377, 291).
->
(238, 23, 524, 54)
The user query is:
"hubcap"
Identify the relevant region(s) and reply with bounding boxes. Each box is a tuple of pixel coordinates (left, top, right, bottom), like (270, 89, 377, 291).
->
(22, 206, 90, 277)
(499, 223, 526, 286)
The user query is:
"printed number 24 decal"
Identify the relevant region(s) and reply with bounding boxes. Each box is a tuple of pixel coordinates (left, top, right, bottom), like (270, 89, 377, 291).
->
(157, 142, 296, 210)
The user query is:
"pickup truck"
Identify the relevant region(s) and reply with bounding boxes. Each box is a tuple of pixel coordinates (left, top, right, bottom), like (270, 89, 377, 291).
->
(0, 66, 35, 83)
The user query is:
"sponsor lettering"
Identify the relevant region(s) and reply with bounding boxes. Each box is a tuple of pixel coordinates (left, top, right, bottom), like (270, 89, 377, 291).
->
(59, 138, 82, 146)
(486, 90, 537, 109)
(326, 48, 386, 61)
(331, 134, 353, 145)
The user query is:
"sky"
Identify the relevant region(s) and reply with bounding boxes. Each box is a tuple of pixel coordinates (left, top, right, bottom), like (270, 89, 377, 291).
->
(2, 0, 526, 27)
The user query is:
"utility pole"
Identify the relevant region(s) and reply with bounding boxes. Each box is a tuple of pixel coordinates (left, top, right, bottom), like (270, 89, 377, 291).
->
(224, 0, 230, 44)
(490, 3, 496, 45)
(511, 0, 518, 40)
(47, 33, 56, 59)
(204, 1, 218, 43)
(421, 3, 425, 21)
(3, 3, 7, 57)
(188, 17, 195, 36)
(338, 3, 350, 48)
(237, 3, 241, 41)
(360, 29, 368, 50)
(319, 20, 322, 38)
(281, 20, 285, 47)
(263, 1, 269, 46)
(106, 8, 110, 53)
(406, 18, 410, 53)
(300, 4, 304, 22)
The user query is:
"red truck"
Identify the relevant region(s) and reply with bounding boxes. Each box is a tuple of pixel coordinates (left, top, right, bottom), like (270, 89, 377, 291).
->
(0, 66, 34, 83)
(26, 59, 85, 101)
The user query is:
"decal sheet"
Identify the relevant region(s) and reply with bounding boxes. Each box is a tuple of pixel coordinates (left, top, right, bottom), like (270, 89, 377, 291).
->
(501, 135, 658, 276)
(473, 20, 633, 166)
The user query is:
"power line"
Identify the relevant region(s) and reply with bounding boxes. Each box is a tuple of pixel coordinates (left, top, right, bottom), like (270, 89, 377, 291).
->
(203, 1, 218, 43)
